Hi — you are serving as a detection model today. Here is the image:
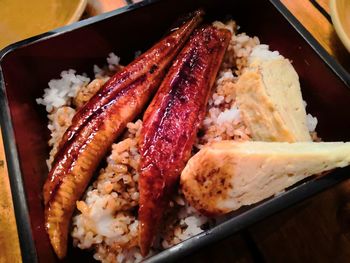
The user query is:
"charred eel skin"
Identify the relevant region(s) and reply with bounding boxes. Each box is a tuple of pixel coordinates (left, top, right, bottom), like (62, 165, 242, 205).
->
(138, 25, 231, 256)
(42, 10, 203, 259)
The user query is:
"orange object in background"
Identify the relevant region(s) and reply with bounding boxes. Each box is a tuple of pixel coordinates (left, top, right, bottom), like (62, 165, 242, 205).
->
(330, 0, 350, 52)
(86, 0, 128, 16)
(0, 132, 21, 263)
(0, 0, 87, 50)
(0, 0, 135, 50)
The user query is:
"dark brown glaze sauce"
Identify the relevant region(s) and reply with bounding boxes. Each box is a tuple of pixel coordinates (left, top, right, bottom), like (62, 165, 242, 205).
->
(138, 25, 231, 255)
(42, 10, 204, 206)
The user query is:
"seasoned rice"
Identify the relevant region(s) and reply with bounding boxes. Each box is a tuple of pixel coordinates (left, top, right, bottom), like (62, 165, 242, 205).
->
(71, 120, 142, 263)
(46, 106, 76, 169)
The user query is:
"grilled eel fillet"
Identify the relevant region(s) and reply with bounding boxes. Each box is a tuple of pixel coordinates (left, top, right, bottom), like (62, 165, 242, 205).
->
(42, 10, 203, 259)
(138, 25, 231, 255)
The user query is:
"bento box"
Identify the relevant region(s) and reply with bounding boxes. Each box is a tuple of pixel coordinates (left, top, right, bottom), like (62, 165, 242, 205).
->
(1, 0, 350, 262)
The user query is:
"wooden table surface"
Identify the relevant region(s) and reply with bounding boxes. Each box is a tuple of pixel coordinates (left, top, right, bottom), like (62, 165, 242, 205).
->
(0, 0, 349, 262)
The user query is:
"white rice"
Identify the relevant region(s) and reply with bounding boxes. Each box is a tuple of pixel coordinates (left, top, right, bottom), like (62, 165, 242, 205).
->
(248, 44, 283, 64)
(307, 113, 318, 132)
(36, 70, 90, 112)
(217, 107, 240, 125)
(37, 20, 318, 263)
(94, 52, 122, 79)
(106, 53, 121, 71)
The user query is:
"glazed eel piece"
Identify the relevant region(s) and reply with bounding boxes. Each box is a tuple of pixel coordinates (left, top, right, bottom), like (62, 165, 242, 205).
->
(138, 25, 231, 255)
(43, 10, 203, 259)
